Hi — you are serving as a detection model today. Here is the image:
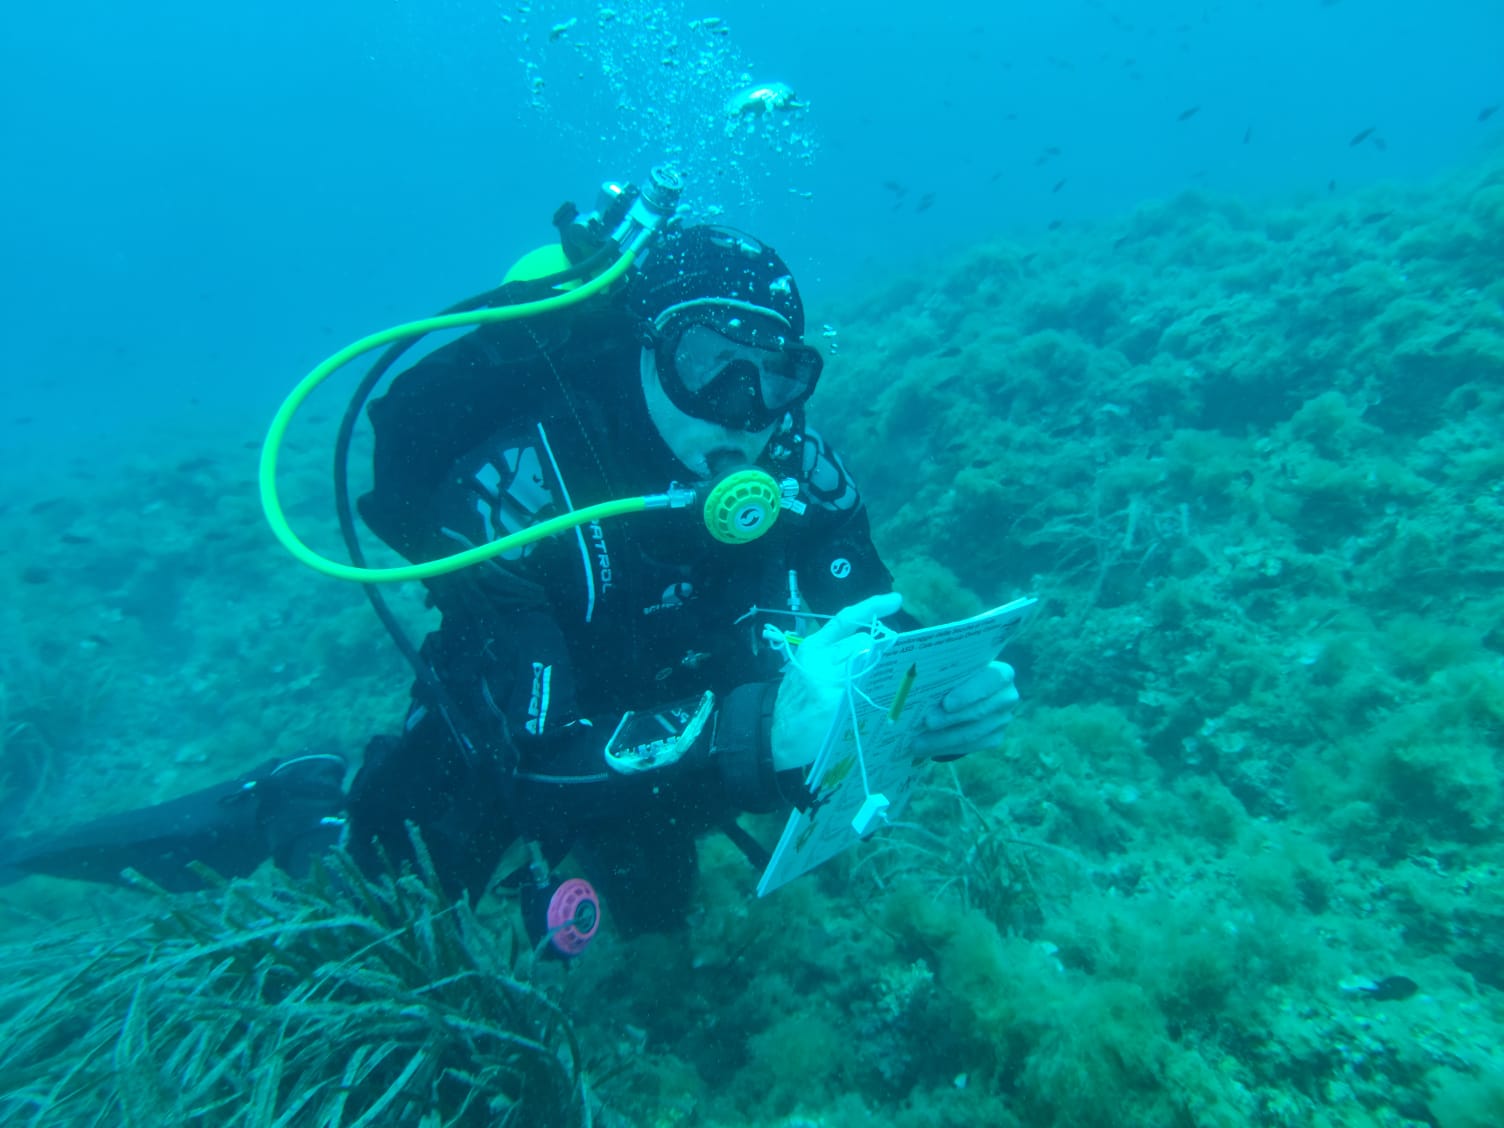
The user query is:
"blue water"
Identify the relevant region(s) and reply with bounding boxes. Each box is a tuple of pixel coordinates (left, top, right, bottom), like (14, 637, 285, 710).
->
(1, 0, 1499, 451)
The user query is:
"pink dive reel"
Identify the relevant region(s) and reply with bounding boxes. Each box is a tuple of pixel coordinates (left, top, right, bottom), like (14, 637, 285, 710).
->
(524, 876, 601, 958)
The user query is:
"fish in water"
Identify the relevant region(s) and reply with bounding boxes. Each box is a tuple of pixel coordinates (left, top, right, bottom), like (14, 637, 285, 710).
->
(1349, 126, 1376, 146)
(1359, 976, 1419, 1001)
(1243, 125, 1252, 143)
(1178, 106, 1201, 121)
(1052, 179, 1067, 193)
(1479, 104, 1499, 122)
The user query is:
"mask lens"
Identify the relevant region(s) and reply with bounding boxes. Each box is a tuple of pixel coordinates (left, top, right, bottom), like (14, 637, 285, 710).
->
(759, 344, 821, 411)
(672, 326, 754, 396)
(665, 313, 823, 428)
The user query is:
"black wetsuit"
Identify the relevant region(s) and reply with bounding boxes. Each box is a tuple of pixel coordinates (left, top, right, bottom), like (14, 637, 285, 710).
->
(345, 307, 912, 933)
(0, 306, 913, 935)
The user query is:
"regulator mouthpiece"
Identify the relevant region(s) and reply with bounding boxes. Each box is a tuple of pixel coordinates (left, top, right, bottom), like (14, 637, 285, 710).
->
(703, 466, 781, 544)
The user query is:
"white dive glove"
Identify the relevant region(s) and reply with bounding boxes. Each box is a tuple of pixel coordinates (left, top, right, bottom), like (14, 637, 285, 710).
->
(770, 592, 904, 772)
(910, 660, 1019, 760)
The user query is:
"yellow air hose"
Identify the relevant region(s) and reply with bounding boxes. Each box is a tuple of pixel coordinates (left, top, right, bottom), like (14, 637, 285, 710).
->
(258, 252, 645, 584)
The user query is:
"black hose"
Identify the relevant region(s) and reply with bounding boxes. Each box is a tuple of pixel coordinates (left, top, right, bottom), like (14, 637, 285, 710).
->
(330, 246, 619, 773)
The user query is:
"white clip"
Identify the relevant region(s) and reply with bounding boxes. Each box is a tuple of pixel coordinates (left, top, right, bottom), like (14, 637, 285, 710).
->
(851, 793, 890, 836)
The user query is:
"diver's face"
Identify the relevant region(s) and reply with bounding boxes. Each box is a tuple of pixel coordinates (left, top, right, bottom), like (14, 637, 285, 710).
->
(640, 347, 777, 478)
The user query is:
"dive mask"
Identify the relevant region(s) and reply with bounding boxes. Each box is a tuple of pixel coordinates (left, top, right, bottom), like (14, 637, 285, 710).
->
(653, 299, 823, 431)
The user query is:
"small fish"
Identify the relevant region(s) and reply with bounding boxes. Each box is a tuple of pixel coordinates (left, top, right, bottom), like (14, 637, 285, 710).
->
(177, 457, 215, 473)
(1360, 210, 1393, 224)
(970, 458, 994, 469)
(1052, 178, 1067, 193)
(916, 193, 936, 213)
(83, 634, 112, 649)
(59, 533, 93, 545)
(1200, 311, 1228, 325)
(1328, 179, 1337, 192)
(1178, 106, 1200, 121)
(12, 416, 33, 425)
(937, 346, 962, 359)
(1112, 233, 1133, 250)
(1242, 125, 1252, 144)
(1047, 219, 1063, 231)
(1479, 104, 1499, 122)
(1360, 976, 1418, 1002)
(29, 498, 65, 514)
(882, 180, 908, 197)
(1432, 329, 1465, 350)
(20, 566, 49, 585)
(1372, 137, 1387, 151)
(1349, 126, 1375, 146)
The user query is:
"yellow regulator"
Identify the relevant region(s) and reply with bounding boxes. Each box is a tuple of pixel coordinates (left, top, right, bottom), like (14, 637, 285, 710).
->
(702, 468, 782, 545)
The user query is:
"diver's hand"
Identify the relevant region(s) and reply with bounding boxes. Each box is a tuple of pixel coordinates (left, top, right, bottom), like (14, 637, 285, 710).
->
(771, 592, 904, 772)
(911, 660, 1018, 761)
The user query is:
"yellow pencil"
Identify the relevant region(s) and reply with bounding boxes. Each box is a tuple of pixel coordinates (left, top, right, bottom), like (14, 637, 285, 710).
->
(888, 664, 918, 722)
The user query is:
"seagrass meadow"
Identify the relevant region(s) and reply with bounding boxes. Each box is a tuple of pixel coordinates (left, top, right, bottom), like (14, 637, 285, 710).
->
(2, 153, 1503, 1126)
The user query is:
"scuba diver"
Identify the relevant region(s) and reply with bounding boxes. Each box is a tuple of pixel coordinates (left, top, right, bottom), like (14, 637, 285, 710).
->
(2, 167, 1019, 953)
